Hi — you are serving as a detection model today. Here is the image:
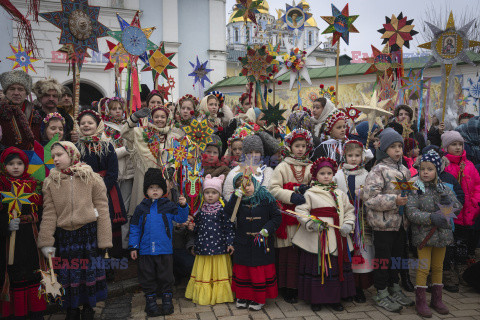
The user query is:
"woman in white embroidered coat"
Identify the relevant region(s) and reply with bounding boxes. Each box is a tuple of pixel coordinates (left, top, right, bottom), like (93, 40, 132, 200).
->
(268, 129, 313, 303)
(292, 157, 356, 312)
(120, 105, 183, 215)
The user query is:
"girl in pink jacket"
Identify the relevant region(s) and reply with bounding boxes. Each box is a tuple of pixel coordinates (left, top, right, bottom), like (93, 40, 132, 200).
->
(442, 131, 480, 267)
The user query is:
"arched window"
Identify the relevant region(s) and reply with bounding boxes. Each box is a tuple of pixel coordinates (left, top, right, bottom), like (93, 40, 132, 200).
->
(235, 28, 239, 43)
(308, 32, 312, 46)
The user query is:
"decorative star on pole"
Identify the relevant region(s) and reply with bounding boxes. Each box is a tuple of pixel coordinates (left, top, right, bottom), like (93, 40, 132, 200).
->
(261, 102, 287, 127)
(103, 40, 128, 73)
(25, 136, 59, 182)
(392, 176, 418, 215)
(320, 3, 359, 46)
(355, 90, 393, 136)
(0, 182, 34, 216)
(108, 11, 157, 64)
(7, 42, 38, 73)
(401, 70, 430, 100)
(231, 0, 262, 26)
(189, 56, 214, 88)
(378, 72, 398, 112)
(39, 0, 110, 68)
(364, 45, 400, 77)
(182, 119, 214, 151)
(280, 1, 313, 35)
(437, 202, 456, 220)
(378, 12, 418, 52)
(142, 42, 177, 81)
(241, 46, 274, 84)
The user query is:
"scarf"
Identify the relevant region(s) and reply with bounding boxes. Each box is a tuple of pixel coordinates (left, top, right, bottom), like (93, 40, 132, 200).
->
(311, 181, 340, 213)
(201, 201, 223, 215)
(240, 178, 276, 208)
(280, 147, 312, 163)
(77, 120, 110, 157)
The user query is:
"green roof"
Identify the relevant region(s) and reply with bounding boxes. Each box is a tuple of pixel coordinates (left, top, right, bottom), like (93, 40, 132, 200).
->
(208, 51, 480, 91)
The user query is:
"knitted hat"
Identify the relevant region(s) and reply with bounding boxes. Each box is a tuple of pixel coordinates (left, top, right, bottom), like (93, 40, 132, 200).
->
(441, 130, 464, 149)
(143, 168, 167, 197)
(419, 150, 443, 176)
(203, 174, 225, 194)
(379, 127, 404, 152)
(257, 131, 281, 156)
(324, 110, 346, 135)
(242, 134, 264, 156)
(311, 157, 338, 179)
(206, 134, 223, 154)
(0, 70, 32, 94)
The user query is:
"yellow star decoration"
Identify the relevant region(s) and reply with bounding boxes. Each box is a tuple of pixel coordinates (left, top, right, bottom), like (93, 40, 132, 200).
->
(392, 177, 418, 192)
(355, 90, 393, 133)
(182, 119, 214, 151)
(418, 11, 480, 77)
(0, 182, 34, 216)
(437, 202, 456, 220)
(7, 42, 38, 73)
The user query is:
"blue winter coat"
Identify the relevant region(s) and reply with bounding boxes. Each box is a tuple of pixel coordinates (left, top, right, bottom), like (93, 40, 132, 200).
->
(194, 205, 235, 255)
(128, 198, 189, 255)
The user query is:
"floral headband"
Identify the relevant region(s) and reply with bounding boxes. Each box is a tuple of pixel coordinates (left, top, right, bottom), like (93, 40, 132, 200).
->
(311, 157, 338, 178)
(285, 128, 313, 152)
(210, 91, 225, 108)
(151, 105, 170, 117)
(324, 110, 346, 134)
(43, 112, 65, 126)
(77, 109, 101, 124)
(178, 94, 199, 108)
(227, 123, 255, 146)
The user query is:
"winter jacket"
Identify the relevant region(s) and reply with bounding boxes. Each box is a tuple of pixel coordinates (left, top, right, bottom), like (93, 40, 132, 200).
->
(104, 120, 136, 181)
(128, 198, 189, 255)
(223, 164, 273, 202)
(406, 177, 462, 247)
(121, 117, 184, 215)
(363, 157, 411, 231)
(292, 185, 355, 255)
(193, 204, 235, 255)
(444, 150, 480, 226)
(403, 156, 418, 177)
(268, 157, 312, 248)
(334, 165, 372, 245)
(427, 126, 442, 147)
(38, 167, 112, 249)
(439, 171, 465, 206)
(311, 139, 346, 163)
(224, 193, 281, 267)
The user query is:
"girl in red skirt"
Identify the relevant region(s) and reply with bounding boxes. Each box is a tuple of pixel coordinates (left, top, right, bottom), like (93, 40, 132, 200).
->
(292, 157, 356, 312)
(268, 128, 313, 303)
(225, 173, 281, 311)
(0, 147, 46, 319)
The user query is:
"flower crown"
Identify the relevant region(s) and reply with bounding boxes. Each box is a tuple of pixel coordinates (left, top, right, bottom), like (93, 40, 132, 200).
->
(43, 112, 65, 125)
(324, 110, 346, 134)
(285, 128, 313, 152)
(227, 123, 256, 146)
(311, 157, 338, 177)
(77, 109, 101, 124)
(210, 91, 225, 108)
(151, 105, 170, 116)
(178, 94, 199, 108)
(319, 84, 336, 104)
(106, 97, 125, 107)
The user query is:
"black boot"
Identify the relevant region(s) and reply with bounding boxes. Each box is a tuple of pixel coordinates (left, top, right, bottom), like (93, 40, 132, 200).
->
(144, 294, 162, 317)
(65, 308, 81, 320)
(284, 288, 298, 304)
(81, 305, 95, 320)
(354, 287, 366, 303)
(161, 292, 174, 315)
(400, 270, 414, 292)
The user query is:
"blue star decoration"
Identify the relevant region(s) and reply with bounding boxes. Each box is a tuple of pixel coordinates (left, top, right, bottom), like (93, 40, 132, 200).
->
(39, 0, 110, 66)
(463, 75, 480, 109)
(281, 2, 312, 34)
(321, 3, 359, 46)
(189, 57, 213, 88)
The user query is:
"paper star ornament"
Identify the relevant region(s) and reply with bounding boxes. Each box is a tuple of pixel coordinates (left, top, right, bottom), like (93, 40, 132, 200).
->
(7, 42, 38, 73)
(144, 42, 177, 81)
(378, 12, 418, 52)
(189, 56, 213, 88)
(355, 90, 393, 133)
(364, 45, 400, 76)
(166, 138, 193, 169)
(240, 46, 274, 84)
(437, 202, 456, 220)
(262, 102, 287, 127)
(378, 72, 398, 112)
(321, 3, 359, 46)
(25, 136, 59, 182)
(103, 40, 128, 73)
(39, 0, 110, 67)
(401, 70, 430, 100)
(232, 0, 262, 26)
(392, 177, 418, 192)
(0, 182, 34, 215)
(280, 1, 313, 35)
(182, 119, 214, 151)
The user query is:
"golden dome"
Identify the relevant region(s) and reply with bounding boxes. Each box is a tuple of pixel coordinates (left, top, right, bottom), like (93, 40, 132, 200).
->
(228, 0, 270, 24)
(299, 0, 317, 28)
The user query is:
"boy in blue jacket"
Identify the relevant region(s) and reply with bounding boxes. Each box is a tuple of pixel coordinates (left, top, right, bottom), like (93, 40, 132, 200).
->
(129, 168, 189, 317)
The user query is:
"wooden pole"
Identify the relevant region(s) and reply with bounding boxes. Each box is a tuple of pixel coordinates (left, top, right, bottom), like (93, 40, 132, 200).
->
(73, 62, 80, 120)
(8, 210, 17, 265)
(48, 253, 56, 283)
(335, 41, 340, 107)
(442, 74, 448, 122)
(273, 80, 276, 106)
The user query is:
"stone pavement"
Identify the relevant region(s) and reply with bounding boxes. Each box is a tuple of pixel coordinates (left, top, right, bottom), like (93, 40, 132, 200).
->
(43, 279, 480, 320)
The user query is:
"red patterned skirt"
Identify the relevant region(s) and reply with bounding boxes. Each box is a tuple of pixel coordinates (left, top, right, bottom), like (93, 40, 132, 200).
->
(231, 264, 278, 304)
(1, 280, 46, 318)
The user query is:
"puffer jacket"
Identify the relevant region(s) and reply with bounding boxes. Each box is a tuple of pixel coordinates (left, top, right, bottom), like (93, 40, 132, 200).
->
(444, 150, 480, 226)
(363, 157, 411, 231)
(128, 198, 189, 255)
(406, 177, 462, 247)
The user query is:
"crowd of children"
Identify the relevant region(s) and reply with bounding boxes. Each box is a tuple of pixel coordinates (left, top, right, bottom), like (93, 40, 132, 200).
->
(2, 75, 480, 320)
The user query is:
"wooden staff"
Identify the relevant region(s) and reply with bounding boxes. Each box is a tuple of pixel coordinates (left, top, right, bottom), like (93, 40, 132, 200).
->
(286, 209, 354, 233)
(73, 62, 80, 120)
(8, 210, 17, 265)
(442, 74, 448, 122)
(48, 253, 56, 283)
(335, 41, 340, 107)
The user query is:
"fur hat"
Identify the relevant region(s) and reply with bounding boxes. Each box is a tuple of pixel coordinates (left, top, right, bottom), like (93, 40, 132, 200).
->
(62, 86, 73, 97)
(0, 70, 33, 95)
(203, 174, 225, 194)
(242, 134, 264, 156)
(33, 78, 63, 98)
(311, 157, 338, 179)
(441, 130, 464, 149)
(143, 168, 167, 198)
(379, 127, 404, 152)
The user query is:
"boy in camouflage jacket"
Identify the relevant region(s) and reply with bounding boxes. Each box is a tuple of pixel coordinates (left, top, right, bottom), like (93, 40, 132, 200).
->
(363, 128, 413, 313)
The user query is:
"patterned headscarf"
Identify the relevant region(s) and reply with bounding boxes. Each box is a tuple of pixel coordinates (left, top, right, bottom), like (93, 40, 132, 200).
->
(51, 141, 81, 175)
